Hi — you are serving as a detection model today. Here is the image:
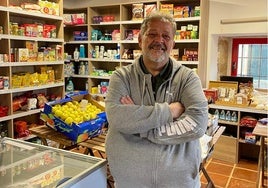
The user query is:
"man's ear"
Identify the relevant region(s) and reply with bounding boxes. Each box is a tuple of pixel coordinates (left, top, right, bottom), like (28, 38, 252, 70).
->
(138, 34, 142, 48)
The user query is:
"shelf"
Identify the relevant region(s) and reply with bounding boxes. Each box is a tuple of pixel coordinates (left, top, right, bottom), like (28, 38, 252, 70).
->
(64, 24, 88, 27)
(6, 6, 63, 21)
(218, 119, 238, 126)
(89, 40, 119, 44)
(89, 75, 111, 80)
(65, 40, 89, 44)
(175, 39, 200, 43)
(0, 61, 64, 67)
(209, 104, 268, 114)
(8, 35, 64, 42)
(0, 108, 42, 122)
(209, 103, 267, 163)
(89, 58, 121, 62)
(174, 17, 201, 22)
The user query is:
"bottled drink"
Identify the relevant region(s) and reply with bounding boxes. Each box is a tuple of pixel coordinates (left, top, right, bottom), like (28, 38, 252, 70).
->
(66, 77, 74, 93)
(84, 62, 89, 75)
(231, 111, 237, 122)
(214, 109, 219, 119)
(73, 47, 79, 60)
(225, 111, 231, 121)
(79, 62, 85, 75)
(219, 110, 225, 120)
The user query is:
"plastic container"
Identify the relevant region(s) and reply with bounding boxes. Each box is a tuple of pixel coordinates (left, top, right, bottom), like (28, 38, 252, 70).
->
(66, 77, 74, 92)
(79, 45, 85, 58)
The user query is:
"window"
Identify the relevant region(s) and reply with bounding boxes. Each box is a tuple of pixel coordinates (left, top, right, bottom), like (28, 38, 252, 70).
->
(232, 38, 268, 89)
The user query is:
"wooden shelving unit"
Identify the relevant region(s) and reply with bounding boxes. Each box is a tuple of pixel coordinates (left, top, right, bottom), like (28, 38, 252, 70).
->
(63, 0, 208, 96)
(209, 104, 267, 163)
(0, 0, 64, 138)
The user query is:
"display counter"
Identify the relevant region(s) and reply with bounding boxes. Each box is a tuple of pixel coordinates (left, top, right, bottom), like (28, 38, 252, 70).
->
(0, 137, 107, 188)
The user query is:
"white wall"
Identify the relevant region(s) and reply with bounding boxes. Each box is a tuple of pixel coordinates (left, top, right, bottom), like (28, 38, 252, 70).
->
(207, 0, 268, 85)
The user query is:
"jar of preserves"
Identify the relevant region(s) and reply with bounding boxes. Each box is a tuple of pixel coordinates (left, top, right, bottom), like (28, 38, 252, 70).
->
(12, 23, 19, 35)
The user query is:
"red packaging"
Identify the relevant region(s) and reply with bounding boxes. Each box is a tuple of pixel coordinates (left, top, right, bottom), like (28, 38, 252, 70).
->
(203, 89, 218, 104)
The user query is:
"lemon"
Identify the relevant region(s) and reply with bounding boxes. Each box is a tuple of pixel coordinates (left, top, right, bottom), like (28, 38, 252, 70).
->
(65, 117, 73, 125)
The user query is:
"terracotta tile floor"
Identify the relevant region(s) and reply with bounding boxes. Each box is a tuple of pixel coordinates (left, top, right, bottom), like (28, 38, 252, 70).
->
(201, 158, 268, 188)
(107, 157, 267, 188)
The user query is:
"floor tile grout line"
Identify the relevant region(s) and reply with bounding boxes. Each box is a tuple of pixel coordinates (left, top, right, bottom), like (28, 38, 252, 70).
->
(225, 162, 236, 187)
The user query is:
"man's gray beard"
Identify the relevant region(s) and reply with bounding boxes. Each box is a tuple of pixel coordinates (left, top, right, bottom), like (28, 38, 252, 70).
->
(148, 52, 167, 64)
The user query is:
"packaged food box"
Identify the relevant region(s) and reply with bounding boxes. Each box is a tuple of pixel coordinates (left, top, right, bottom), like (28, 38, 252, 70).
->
(173, 6, 184, 18)
(17, 48, 29, 62)
(72, 13, 87, 25)
(144, 4, 157, 18)
(160, 4, 174, 16)
(40, 91, 107, 143)
(73, 31, 88, 40)
(132, 3, 144, 20)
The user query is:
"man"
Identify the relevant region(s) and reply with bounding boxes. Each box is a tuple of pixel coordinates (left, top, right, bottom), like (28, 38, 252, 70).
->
(105, 11, 208, 188)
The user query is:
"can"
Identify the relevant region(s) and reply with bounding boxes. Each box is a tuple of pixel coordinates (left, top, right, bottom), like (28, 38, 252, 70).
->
(3, 77, 9, 89)
(0, 26, 3, 34)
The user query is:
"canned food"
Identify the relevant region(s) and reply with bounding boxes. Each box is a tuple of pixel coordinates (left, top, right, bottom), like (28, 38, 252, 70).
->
(3, 77, 9, 89)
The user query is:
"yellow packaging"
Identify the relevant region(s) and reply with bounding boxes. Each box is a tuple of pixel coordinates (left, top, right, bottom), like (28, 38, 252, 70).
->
(30, 72, 39, 86)
(17, 48, 29, 62)
(47, 69, 55, 83)
(132, 3, 144, 20)
(12, 75, 23, 88)
(39, 73, 48, 84)
(21, 73, 31, 87)
(160, 4, 174, 16)
(173, 6, 184, 18)
(39, 0, 60, 16)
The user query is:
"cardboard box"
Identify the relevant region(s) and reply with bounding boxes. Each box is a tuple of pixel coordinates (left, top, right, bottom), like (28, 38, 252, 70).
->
(17, 48, 29, 62)
(203, 88, 218, 104)
(144, 4, 157, 18)
(160, 4, 174, 15)
(40, 91, 107, 143)
(73, 31, 88, 41)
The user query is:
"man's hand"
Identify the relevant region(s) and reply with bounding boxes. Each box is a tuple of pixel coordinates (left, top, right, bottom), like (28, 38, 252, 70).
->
(169, 102, 185, 119)
(120, 95, 134, 105)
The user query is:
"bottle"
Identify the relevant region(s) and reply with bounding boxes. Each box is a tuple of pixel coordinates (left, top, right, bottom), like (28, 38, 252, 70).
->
(79, 45, 85, 58)
(73, 47, 79, 60)
(214, 109, 219, 119)
(84, 62, 89, 75)
(231, 111, 237, 122)
(115, 43, 120, 59)
(66, 77, 74, 93)
(85, 80, 89, 91)
(225, 111, 231, 121)
(79, 62, 85, 75)
(219, 110, 225, 120)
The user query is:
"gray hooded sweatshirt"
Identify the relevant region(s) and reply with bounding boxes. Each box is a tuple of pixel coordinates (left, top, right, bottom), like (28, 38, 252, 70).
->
(105, 56, 208, 188)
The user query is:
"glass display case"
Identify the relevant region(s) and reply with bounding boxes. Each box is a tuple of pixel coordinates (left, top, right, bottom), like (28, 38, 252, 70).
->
(0, 137, 107, 188)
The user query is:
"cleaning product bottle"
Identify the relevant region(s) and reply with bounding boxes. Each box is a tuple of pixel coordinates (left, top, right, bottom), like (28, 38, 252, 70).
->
(73, 47, 79, 61)
(66, 77, 74, 93)
(79, 44, 85, 58)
